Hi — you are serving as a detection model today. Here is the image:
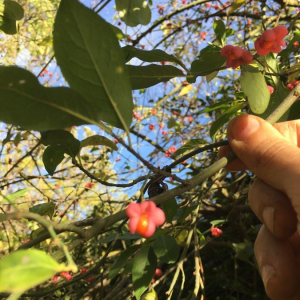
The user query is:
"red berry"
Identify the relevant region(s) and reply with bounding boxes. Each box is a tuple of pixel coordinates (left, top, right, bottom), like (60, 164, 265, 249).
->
(116, 158, 121, 162)
(169, 146, 176, 153)
(51, 275, 60, 283)
(85, 182, 93, 189)
(149, 124, 155, 130)
(136, 214, 149, 236)
(152, 108, 157, 115)
(210, 227, 223, 237)
(287, 83, 293, 90)
(267, 85, 274, 94)
(206, 3, 211, 8)
(155, 269, 163, 278)
(87, 276, 96, 283)
(81, 267, 88, 274)
(187, 116, 193, 122)
(165, 150, 171, 157)
(158, 123, 164, 129)
(60, 272, 72, 280)
(114, 138, 119, 144)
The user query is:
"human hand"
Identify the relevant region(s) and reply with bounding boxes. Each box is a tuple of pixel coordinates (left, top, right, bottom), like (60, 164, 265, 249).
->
(218, 114, 300, 300)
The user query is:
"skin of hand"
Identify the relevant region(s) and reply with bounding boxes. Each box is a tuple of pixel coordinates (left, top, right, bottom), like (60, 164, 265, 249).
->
(218, 114, 300, 300)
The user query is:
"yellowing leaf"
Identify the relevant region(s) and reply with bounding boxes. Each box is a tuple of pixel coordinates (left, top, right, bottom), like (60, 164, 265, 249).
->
(228, 0, 246, 14)
(287, 63, 300, 83)
(178, 84, 193, 96)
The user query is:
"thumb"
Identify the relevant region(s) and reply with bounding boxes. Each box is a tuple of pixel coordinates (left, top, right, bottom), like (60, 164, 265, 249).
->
(227, 114, 300, 207)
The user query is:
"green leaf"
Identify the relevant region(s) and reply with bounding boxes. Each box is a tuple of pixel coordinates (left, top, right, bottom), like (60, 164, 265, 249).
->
(257, 53, 279, 86)
(167, 118, 181, 132)
(109, 23, 125, 40)
(153, 235, 179, 264)
(53, 0, 133, 130)
(80, 135, 117, 152)
(0, 15, 16, 34)
(123, 46, 187, 71)
(132, 246, 157, 300)
(177, 205, 198, 224)
(38, 36, 53, 47)
(210, 103, 244, 138)
(29, 202, 55, 218)
(201, 99, 232, 113)
(173, 139, 207, 157)
(232, 240, 253, 262)
(0, 66, 98, 131)
(278, 31, 300, 59)
(127, 65, 183, 90)
(0, 0, 24, 20)
(3, 189, 29, 203)
(253, 81, 289, 121)
(162, 198, 178, 223)
(225, 28, 234, 37)
(191, 46, 225, 78)
(287, 100, 300, 121)
(210, 219, 225, 226)
(206, 70, 218, 83)
(0, 249, 63, 293)
(41, 130, 80, 175)
(108, 245, 140, 280)
(213, 19, 226, 46)
(43, 145, 65, 175)
(116, 0, 151, 27)
(228, 0, 246, 14)
(13, 132, 21, 146)
(41, 130, 80, 157)
(240, 66, 270, 114)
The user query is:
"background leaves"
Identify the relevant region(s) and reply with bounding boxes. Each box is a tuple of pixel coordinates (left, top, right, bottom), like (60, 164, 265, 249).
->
(53, 0, 133, 130)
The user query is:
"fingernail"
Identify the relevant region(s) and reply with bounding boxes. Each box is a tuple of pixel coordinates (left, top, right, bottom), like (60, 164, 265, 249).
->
(262, 207, 274, 232)
(261, 265, 275, 288)
(231, 115, 261, 141)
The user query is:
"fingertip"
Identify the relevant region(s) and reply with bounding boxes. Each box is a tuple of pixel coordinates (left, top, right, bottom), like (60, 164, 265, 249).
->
(255, 225, 299, 300)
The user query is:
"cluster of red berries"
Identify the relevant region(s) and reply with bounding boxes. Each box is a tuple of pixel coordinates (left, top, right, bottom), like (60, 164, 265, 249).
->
(254, 25, 288, 56)
(287, 80, 299, 91)
(151, 268, 163, 283)
(133, 111, 142, 121)
(60, 272, 72, 280)
(220, 45, 253, 69)
(157, 4, 165, 15)
(210, 227, 223, 237)
(200, 31, 208, 41)
(39, 69, 53, 78)
(221, 25, 288, 70)
(165, 146, 176, 157)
